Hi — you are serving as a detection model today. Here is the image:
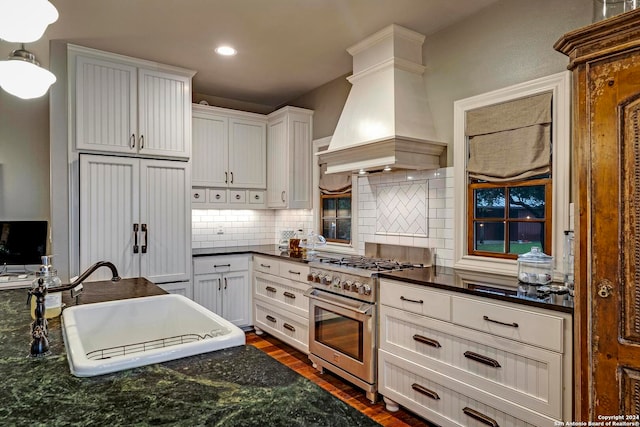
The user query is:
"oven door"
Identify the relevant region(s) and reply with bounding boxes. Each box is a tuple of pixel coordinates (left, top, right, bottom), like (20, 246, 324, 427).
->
(305, 288, 376, 384)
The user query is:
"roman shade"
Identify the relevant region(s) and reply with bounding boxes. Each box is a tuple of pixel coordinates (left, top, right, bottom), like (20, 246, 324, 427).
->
(319, 162, 351, 195)
(466, 91, 552, 182)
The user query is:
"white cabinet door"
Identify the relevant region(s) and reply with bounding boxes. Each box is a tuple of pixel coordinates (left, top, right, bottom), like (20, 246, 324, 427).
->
(266, 107, 313, 208)
(79, 154, 190, 283)
(79, 155, 140, 280)
(139, 159, 191, 283)
(267, 115, 288, 208)
(193, 273, 223, 315)
(75, 56, 138, 154)
(228, 117, 266, 189)
(222, 271, 251, 327)
(192, 114, 228, 186)
(157, 281, 193, 299)
(138, 68, 191, 159)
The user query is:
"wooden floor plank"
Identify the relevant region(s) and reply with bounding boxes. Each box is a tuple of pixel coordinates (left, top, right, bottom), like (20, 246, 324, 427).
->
(246, 332, 434, 427)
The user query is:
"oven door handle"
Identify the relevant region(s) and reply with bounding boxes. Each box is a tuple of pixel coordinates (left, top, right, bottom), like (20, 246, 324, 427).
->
(304, 288, 374, 316)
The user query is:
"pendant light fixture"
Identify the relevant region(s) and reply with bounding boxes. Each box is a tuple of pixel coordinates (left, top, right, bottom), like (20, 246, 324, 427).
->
(0, 0, 59, 43)
(0, 46, 56, 99)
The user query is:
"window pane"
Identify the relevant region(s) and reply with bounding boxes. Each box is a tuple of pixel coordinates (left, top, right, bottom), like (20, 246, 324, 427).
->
(322, 198, 336, 218)
(474, 188, 505, 218)
(508, 185, 545, 219)
(322, 220, 336, 240)
(474, 222, 504, 253)
(337, 198, 351, 218)
(336, 219, 351, 241)
(509, 222, 544, 254)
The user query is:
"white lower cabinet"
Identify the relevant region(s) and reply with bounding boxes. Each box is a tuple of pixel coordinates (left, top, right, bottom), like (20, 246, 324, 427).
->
(378, 278, 573, 426)
(157, 281, 193, 299)
(252, 255, 310, 353)
(193, 255, 251, 328)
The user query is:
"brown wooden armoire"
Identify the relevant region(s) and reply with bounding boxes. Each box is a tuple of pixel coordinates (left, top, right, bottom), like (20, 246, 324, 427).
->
(555, 9, 640, 420)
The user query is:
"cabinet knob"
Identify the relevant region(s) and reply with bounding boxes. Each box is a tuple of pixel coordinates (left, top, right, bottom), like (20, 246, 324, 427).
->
(194, 192, 200, 199)
(254, 194, 260, 200)
(598, 279, 613, 298)
(235, 194, 241, 200)
(215, 193, 221, 200)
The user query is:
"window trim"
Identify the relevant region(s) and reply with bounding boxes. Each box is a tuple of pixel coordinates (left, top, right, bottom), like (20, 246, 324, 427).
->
(313, 137, 359, 255)
(453, 71, 570, 279)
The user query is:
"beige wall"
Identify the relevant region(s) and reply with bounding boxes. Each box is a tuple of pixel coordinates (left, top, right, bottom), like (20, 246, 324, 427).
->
(0, 90, 50, 220)
(287, 0, 593, 165)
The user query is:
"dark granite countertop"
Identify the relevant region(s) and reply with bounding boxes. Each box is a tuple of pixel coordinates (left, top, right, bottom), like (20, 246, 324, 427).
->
(0, 279, 379, 426)
(379, 266, 574, 314)
(192, 245, 332, 264)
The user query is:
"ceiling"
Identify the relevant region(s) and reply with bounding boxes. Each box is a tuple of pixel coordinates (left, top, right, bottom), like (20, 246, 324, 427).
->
(28, 0, 499, 107)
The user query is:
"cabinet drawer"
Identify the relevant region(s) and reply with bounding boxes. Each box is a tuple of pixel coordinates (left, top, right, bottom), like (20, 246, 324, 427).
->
(380, 279, 450, 321)
(191, 188, 206, 204)
(255, 302, 308, 354)
(249, 190, 265, 204)
(253, 256, 280, 275)
(193, 255, 248, 275)
(378, 350, 554, 427)
(207, 189, 226, 204)
(451, 295, 565, 352)
(280, 261, 309, 283)
(229, 190, 246, 203)
(380, 305, 563, 419)
(254, 272, 309, 319)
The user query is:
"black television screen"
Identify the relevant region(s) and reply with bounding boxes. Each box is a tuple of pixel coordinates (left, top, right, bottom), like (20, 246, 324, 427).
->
(0, 221, 48, 266)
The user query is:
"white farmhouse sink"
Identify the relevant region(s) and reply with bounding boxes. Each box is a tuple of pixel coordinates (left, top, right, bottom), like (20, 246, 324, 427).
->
(61, 294, 246, 377)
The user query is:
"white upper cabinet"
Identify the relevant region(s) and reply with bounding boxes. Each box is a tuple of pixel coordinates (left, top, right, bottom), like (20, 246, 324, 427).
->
(192, 104, 266, 189)
(71, 45, 195, 160)
(267, 106, 313, 208)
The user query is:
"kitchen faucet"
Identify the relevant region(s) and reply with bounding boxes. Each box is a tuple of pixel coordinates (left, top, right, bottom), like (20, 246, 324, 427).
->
(28, 261, 121, 357)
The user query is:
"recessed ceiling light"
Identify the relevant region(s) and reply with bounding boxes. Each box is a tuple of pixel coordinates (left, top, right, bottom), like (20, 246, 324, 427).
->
(215, 46, 237, 56)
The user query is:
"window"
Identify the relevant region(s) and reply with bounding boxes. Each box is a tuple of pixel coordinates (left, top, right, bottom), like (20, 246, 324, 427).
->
(313, 137, 358, 253)
(453, 71, 570, 277)
(468, 178, 551, 258)
(321, 194, 351, 243)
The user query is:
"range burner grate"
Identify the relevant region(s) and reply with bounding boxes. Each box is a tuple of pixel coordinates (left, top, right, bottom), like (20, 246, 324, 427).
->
(317, 256, 422, 271)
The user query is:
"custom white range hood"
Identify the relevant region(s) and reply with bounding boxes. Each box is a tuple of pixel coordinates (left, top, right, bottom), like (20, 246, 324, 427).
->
(319, 24, 446, 175)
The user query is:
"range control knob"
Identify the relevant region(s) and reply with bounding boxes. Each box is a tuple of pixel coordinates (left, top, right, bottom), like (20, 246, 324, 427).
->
(361, 284, 372, 295)
(332, 277, 341, 288)
(342, 280, 352, 290)
(307, 272, 316, 282)
(353, 281, 362, 293)
(321, 275, 332, 285)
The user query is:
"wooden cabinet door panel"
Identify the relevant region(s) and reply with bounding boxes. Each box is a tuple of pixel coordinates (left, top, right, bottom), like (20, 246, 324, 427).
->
(222, 271, 250, 327)
(192, 114, 228, 186)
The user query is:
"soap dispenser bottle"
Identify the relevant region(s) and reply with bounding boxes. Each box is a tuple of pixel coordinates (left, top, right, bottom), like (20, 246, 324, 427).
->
(30, 255, 63, 319)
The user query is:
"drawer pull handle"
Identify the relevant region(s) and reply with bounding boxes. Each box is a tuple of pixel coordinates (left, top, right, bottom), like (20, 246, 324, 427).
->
(413, 334, 441, 348)
(411, 383, 440, 400)
(283, 323, 295, 332)
(283, 291, 296, 299)
(266, 315, 277, 323)
(214, 264, 231, 268)
(260, 263, 271, 268)
(464, 351, 501, 368)
(288, 270, 301, 275)
(462, 407, 499, 427)
(483, 315, 518, 328)
(400, 296, 423, 304)
(265, 286, 277, 293)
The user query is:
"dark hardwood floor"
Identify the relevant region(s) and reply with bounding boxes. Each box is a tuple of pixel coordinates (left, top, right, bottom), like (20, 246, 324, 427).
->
(246, 332, 434, 427)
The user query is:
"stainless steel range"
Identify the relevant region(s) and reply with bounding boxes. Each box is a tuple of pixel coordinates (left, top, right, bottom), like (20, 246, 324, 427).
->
(304, 244, 431, 403)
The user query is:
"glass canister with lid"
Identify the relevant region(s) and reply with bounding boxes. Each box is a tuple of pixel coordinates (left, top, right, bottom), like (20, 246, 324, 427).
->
(517, 246, 553, 285)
